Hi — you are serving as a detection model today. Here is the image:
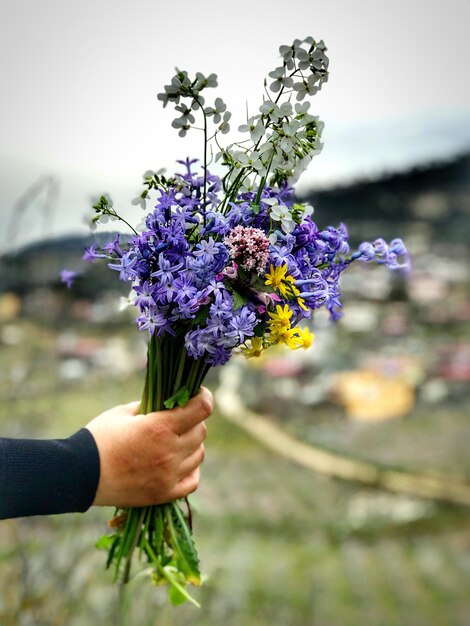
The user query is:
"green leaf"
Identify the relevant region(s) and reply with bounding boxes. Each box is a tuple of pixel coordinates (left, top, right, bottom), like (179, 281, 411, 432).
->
(253, 322, 265, 337)
(192, 304, 210, 326)
(232, 290, 248, 310)
(95, 534, 117, 550)
(169, 584, 190, 606)
(164, 386, 190, 409)
(166, 502, 201, 585)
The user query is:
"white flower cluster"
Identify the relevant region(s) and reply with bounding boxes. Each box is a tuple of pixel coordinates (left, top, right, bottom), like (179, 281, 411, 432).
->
(157, 69, 231, 138)
(158, 36, 329, 200)
(222, 36, 329, 188)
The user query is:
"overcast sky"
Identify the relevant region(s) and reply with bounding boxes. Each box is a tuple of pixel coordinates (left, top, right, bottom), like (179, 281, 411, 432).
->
(1, 0, 469, 249)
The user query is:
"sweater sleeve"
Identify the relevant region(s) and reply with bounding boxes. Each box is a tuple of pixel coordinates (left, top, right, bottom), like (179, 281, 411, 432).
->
(0, 428, 100, 519)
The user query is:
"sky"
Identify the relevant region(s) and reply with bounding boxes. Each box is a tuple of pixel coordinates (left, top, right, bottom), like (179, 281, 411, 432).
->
(0, 0, 469, 249)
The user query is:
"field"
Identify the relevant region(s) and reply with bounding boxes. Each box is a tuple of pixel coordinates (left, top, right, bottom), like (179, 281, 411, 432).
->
(1, 319, 469, 625)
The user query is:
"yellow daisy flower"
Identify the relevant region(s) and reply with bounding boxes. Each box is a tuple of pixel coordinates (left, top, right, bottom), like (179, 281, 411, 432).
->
(265, 264, 288, 291)
(269, 326, 298, 348)
(267, 304, 293, 329)
(242, 336, 265, 358)
(292, 326, 315, 349)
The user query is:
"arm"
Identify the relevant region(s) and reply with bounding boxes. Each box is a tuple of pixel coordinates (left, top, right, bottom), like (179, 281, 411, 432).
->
(0, 428, 100, 519)
(0, 388, 212, 519)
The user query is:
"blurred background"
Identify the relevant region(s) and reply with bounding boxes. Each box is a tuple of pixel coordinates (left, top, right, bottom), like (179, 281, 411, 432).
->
(0, 0, 469, 624)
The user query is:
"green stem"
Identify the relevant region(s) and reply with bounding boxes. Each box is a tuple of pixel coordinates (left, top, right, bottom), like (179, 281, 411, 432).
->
(144, 540, 201, 608)
(122, 507, 146, 583)
(155, 336, 163, 411)
(172, 345, 188, 394)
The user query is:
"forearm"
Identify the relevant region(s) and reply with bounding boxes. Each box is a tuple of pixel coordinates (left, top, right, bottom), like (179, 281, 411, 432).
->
(0, 429, 100, 519)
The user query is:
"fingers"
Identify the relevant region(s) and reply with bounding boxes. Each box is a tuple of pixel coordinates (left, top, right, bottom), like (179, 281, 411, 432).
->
(177, 445, 205, 480)
(168, 387, 213, 436)
(179, 422, 207, 457)
(170, 467, 200, 500)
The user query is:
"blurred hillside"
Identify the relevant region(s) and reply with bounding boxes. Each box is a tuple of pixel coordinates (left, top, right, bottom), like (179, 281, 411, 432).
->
(303, 152, 470, 244)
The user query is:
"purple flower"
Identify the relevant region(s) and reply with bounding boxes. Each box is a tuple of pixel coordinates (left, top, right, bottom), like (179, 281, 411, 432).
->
(103, 233, 123, 257)
(293, 218, 318, 248)
(194, 238, 224, 263)
(133, 280, 157, 308)
(210, 289, 234, 318)
(108, 251, 137, 281)
(357, 241, 375, 261)
(60, 269, 78, 289)
(226, 306, 257, 343)
(176, 296, 201, 319)
(206, 345, 232, 366)
(173, 274, 197, 302)
(206, 313, 229, 335)
(151, 253, 183, 284)
(136, 307, 174, 336)
(320, 224, 349, 256)
(82, 244, 106, 262)
(185, 328, 205, 359)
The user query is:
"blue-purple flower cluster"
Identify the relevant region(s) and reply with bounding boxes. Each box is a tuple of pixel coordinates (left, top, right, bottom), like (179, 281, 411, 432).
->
(82, 159, 409, 364)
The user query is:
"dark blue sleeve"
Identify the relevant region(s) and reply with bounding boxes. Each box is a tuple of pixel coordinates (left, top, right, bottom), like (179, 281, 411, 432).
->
(0, 428, 100, 519)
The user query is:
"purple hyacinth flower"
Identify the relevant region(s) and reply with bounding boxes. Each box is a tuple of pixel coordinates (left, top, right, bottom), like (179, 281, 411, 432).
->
(60, 269, 78, 289)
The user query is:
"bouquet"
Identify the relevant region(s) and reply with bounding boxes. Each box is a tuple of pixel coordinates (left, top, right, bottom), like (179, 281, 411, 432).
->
(71, 36, 408, 606)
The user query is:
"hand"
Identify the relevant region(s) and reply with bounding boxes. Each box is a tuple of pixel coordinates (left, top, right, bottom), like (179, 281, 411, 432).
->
(85, 387, 213, 507)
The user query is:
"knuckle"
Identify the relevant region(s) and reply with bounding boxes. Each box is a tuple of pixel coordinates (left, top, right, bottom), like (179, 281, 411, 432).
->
(141, 419, 164, 441)
(200, 395, 213, 418)
(188, 473, 199, 494)
(184, 471, 199, 495)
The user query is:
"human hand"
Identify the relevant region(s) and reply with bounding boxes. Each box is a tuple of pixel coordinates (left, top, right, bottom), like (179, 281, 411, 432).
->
(85, 387, 213, 507)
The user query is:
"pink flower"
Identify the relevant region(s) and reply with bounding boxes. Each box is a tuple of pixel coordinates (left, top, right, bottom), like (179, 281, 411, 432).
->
(257, 291, 281, 307)
(224, 226, 270, 275)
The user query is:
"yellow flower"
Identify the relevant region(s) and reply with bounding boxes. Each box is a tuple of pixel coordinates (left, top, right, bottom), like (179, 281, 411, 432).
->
(268, 304, 293, 329)
(291, 326, 315, 349)
(285, 275, 299, 293)
(297, 297, 308, 311)
(242, 336, 265, 358)
(268, 326, 298, 348)
(265, 264, 288, 291)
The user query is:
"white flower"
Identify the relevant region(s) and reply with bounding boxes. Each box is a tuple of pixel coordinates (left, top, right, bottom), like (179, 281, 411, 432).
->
(278, 102, 293, 118)
(281, 119, 301, 137)
(268, 66, 294, 93)
(293, 74, 320, 101)
(238, 116, 265, 142)
(295, 102, 311, 115)
(302, 203, 314, 218)
(194, 72, 218, 91)
(205, 97, 227, 123)
(131, 190, 149, 210)
(311, 47, 329, 71)
(218, 111, 231, 134)
(279, 44, 295, 69)
(231, 149, 263, 170)
(296, 47, 311, 71)
(279, 136, 296, 154)
(267, 200, 296, 233)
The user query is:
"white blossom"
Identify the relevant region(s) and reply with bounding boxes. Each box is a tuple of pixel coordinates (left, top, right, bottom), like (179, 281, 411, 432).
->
(266, 199, 296, 233)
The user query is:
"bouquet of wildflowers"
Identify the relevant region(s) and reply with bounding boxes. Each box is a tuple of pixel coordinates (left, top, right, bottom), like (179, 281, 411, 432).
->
(77, 36, 408, 605)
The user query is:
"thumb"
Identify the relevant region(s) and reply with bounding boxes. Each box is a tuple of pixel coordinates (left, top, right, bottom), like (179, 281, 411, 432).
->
(123, 400, 142, 416)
